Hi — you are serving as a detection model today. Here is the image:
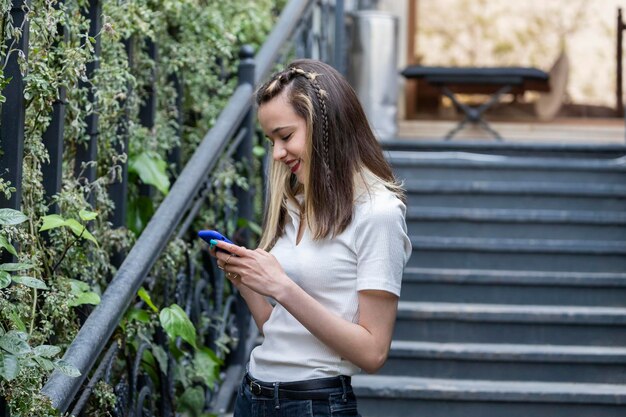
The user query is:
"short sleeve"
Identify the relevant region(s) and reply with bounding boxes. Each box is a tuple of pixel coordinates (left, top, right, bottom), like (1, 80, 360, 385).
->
(354, 192, 412, 297)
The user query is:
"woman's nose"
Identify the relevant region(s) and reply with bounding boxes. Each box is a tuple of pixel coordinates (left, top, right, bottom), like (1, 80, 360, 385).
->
(272, 143, 287, 161)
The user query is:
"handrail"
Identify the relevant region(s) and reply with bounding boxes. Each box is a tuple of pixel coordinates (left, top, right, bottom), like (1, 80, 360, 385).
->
(41, 84, 253, 412)
(41, 0, 320, 413)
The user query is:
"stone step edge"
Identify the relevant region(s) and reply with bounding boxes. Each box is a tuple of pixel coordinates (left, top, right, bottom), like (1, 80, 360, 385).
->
(352, 374, 626, 404)
(406, 207, 626, 225)
(410, 236, 626, 255)
(388, 151, 626, 171)
(403, 267, 626, 287)
(405, 180, 626, 197)
(389, 340, 626, 364)
(397, 301, 626, 325)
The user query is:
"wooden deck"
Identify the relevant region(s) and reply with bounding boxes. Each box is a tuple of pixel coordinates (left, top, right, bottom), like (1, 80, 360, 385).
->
(396, 118, 625, 144)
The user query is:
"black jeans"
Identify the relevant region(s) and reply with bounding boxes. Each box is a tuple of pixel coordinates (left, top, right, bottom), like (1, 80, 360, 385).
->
(234, 374, 361, 417)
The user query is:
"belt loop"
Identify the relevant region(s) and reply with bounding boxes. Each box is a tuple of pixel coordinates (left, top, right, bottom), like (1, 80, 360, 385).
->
(274, 382, 281, 409)
(340, 375, 348, 403)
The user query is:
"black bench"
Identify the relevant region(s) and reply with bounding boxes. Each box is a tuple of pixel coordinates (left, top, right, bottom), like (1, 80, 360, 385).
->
(402, 66, 550, 140)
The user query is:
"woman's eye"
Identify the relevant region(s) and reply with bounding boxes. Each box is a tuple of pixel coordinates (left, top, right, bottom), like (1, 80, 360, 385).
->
(281, 133, 293, 141)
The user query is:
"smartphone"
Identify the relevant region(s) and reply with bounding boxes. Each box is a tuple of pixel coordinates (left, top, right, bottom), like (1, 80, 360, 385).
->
(198, 230, 234, 253)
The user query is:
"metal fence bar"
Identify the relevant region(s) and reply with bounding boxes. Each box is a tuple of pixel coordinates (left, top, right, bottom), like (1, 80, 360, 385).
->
(41, 83, 253, 413)
(167, 71, 183, 177)
(41, 0, 67, 214)
(73, 0, 101, 203)
(0, 0, 30, 211)
(333, 0, 345, 74)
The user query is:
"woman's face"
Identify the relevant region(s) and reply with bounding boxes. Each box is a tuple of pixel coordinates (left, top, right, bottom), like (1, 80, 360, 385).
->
(258, 92, 308, 184)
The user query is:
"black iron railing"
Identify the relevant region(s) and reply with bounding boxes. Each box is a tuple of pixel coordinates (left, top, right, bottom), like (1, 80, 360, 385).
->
(27, 0, 347, 416)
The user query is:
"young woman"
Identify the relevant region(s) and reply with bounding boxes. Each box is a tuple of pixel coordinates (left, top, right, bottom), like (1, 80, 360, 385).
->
(210, 59, 411, 417)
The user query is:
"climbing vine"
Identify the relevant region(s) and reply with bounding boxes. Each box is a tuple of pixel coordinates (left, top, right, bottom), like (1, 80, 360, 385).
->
(0, 0, 282, 415)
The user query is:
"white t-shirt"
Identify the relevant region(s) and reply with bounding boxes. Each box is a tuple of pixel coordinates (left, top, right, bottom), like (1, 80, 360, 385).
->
(248, 182, 412, 382)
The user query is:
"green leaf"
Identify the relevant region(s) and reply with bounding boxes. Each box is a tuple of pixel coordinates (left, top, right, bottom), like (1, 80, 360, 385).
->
(39, 214, 68, 232)
(177, 386, 204, 415)
(0, 262, 33, 271)
(130, 152, 170, 195)
(0, 235, 17, 256)
(0, 334, 31, 355)
(69, 279, 89, 293)
(34, 345, 61, 358)
(68, 291, 100, 307)
(126, 195, 154, 236)
(8, 311, 26, 332)
(0, 209, 28, 226)
(159, 304, 197, 349)
(138, 287, 159, 313)
(193, 347, 221, 386)
(12, 276, 48, 290)
(126, 308, 151, 324)
(54, 359, 81, 377)
(0, 352, 19, 381)
(34, 356, 55, 371)
(0, 271, 10, 289)
(64, 219, 98, 245)
(252, 145, 266, 157)
(78, 209, 98, 221)
(152, 345, 169, 376)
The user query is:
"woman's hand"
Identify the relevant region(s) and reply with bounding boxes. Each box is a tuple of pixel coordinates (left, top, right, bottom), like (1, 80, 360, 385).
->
(213, 240, 292, 299)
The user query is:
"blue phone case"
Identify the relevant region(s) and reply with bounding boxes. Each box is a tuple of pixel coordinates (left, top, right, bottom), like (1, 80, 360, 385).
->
(198, 230, 234, 253)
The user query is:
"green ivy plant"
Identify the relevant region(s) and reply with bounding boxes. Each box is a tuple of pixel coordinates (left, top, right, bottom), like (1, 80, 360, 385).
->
(0, 0, 281, 415)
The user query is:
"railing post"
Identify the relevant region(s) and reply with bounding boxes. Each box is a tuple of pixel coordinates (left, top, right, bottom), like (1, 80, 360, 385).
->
(42, 0, 68, 214)
(138, 38, 157, 199)
(74, 0, 101, 206)
(233, 45, 255, 365)
(333, 0, 346, 74)
(0, 0, 30, 211)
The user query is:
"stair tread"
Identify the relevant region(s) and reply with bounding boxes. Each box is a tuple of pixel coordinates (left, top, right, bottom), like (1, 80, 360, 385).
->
(390, 341, 626, 362)
(352, 374, 626, 403)
(407, 206, 626, 224)
(403, 267, 626, 287)
(405, 179, 626, 196)
(398, 301, 626, 324)
(388, 151, 626, 171)
(410, 236, 626, 254)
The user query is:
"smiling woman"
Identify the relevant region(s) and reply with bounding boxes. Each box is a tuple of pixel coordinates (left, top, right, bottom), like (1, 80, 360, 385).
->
(208, 59, 412, 417)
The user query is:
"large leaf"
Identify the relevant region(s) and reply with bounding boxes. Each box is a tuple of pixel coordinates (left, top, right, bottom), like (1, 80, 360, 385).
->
(193, 347, 221, 386)
(0, 334, 31, 355)
(0, 271, 10, 289)
(68, 291, 101, 307)
(138, 287, 159, 313)
(0, 235, 17, 256)
(130, 152, 170, 195)
(39, 214, 67, 232)
(0, 262, 33, 271)
(34, 345, 61, 358)
(64, 219, 98, 245)
(152, 345, 169, 376)
(54, 359, 81, 377)
(0, 208, 28, 225)
(126, 195, 154, 237)
(159, 304, 197, 349)
(12, 276, 48, 290)
(177, 386, 204, 415)
(0, 352, 19, 381)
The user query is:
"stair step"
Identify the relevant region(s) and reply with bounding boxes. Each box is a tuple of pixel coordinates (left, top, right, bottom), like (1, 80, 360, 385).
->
(394, 302, 626, 345)
(408, 236, 626, 272)
(402, 268, 626, 306)
(382, 139, 626, 159)
(353, 375, 626, 417)
(406, 180, 626, 211)
(381, 341, 626, 383)
(390, 151, 626, 184)
(407, 207, 626, 240)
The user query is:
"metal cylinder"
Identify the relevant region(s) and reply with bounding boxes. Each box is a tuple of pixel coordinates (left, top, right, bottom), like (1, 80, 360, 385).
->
(348, 10, 399, 140)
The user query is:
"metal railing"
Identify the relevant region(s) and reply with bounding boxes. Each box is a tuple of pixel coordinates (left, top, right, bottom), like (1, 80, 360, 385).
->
(32, 1, 346, 416)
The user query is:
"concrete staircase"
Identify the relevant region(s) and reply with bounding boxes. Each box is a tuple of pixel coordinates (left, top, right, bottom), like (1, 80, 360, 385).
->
(353, 141, 626, 417)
